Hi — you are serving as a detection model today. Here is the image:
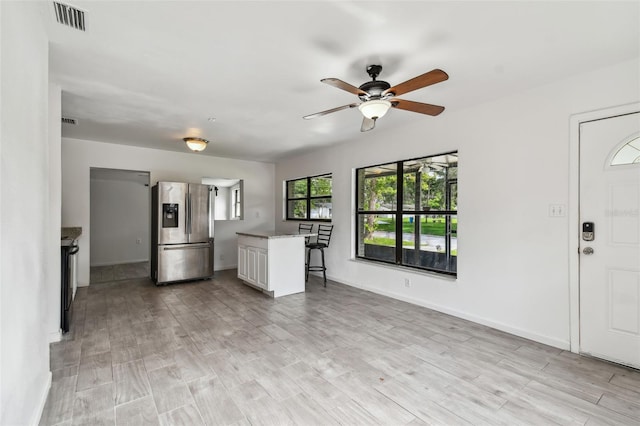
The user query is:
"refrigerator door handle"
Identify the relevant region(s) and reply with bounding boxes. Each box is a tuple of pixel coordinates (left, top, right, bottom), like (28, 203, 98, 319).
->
(185, 193, 190, 235)
(188, 193, 192, 235)
(162, 242, 210, 250)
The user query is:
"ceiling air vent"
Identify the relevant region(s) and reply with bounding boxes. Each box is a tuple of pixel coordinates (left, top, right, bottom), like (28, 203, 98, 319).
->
(61, 117, 78, 125)
(53, 2, 86, 31)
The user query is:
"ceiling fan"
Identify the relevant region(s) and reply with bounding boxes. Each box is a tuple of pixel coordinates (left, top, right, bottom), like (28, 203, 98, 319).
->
(303, 65, 449, 132)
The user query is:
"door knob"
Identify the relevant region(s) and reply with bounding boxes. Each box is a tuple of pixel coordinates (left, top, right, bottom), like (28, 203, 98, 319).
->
(583, 247, 594, 255)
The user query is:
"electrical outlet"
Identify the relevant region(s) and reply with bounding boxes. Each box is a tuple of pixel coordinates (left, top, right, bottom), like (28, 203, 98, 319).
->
(404, 278, 411, 288)
(136, 238, 142, 244)
(220, 254, 225, 261)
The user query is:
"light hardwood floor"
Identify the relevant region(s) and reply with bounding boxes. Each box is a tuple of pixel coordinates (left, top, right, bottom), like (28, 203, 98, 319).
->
(42, 271, 640, 425)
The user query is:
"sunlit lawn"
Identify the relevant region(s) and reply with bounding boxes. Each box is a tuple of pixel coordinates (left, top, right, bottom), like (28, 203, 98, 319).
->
(364, 236, 457, 255)
(375, 216, 457, 236)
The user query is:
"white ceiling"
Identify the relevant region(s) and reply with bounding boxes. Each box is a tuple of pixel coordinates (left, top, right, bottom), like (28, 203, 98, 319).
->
(47, 1, 639, 162)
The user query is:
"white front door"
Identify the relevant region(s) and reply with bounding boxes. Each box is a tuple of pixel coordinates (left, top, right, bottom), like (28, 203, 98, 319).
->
(579, 111, 640, 368)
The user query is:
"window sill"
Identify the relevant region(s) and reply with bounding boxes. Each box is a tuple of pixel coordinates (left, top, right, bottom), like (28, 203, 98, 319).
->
(349, 257, 457, 281)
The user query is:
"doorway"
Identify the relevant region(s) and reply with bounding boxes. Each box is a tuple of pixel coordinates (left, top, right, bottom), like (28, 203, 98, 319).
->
(89, 168, 151, 283)
(570, 105, 640, 369)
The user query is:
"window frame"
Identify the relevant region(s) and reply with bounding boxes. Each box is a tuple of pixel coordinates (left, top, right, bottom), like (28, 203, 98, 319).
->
(285, 173, 332, 222)
(232, 187, 241, 219)
(354, 151, 458, 277)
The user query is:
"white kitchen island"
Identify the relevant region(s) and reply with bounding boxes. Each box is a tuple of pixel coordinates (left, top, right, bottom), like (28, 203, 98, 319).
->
(236, 231, 312, 298)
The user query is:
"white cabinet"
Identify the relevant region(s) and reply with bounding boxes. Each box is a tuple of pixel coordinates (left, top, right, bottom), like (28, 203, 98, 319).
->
(237, 245, 248, 280)
(247, 247, 257, 284)
(256, 249, 268, 289)
(237, 233, 306, 298)
(237, 244, 268, 290)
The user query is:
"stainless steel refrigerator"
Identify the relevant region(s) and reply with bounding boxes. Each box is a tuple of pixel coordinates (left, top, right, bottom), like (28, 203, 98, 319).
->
(151, 182, 214, 285)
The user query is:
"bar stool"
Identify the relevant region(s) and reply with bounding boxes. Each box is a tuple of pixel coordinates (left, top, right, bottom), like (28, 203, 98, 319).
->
(298, 223, 314, 244)
(298, 223, 314, 276)
(305, 224, 333, 287)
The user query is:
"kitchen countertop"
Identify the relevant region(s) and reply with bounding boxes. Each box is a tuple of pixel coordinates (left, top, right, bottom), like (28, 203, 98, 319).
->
(61, 227, 82, 246)
(236, 231, 315, 239)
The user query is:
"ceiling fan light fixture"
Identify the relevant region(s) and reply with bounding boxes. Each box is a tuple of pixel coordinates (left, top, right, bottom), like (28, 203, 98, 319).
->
(358, 99, 391, 120)
(183, 137, 209, 152)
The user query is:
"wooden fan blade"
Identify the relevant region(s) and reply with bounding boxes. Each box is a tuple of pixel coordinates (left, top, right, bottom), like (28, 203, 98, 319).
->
(382, 69, 448, 97)
(361, 117, 376, 132)
(321, 78, 369, 96)
(303, 103, 359, 120)
(391, 99, 445, 116)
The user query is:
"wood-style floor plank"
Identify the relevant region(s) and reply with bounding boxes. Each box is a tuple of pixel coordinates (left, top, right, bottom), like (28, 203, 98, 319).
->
(158, 403, 204, 426)
(188, 375, 245, 426)
(40, 375, 77, 426)
(113, 359, 151, 405)
(76, 351, 112, 392)
(147, 364, 194, 414)
(70, 382, 115, 425)
(115, 395, 159, 426)
(41, 268, 640, 426)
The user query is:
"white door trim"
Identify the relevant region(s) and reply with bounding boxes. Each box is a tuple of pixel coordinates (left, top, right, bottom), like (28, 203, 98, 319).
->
(568, 102, 640, 353)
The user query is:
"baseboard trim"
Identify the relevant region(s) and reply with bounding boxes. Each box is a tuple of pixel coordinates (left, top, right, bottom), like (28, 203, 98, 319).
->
(32, 371, 52, 426)
(48, 329, 62, 343)
(214, 264, 237, 271)
(328, 274, 570, 351)
(90, 259, 149, 267)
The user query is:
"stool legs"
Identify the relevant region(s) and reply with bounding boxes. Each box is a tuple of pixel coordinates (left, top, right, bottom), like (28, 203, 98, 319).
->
(306, 247, 327, 286)
(305, 248, 311, 281)
(320, 248, 326, 286)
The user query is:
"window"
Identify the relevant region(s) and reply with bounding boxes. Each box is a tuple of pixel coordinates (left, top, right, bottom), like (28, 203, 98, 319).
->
(286, 173, 332, 221)
(610, 136, 640, 166)
(232, 187, 241, 219)
(355, 152, 457, 276)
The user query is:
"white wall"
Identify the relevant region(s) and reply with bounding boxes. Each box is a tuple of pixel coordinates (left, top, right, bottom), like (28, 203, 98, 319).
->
(62, 139, 275, 285)
(47, 83, 62, 342)
(214, 186, 230, 220)
(90, 175, 150, 266)
(1, 2, 56, 424)
(275, 58, 640, 350)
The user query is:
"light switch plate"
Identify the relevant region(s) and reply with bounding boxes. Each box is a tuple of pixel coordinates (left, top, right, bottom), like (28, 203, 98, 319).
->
(548, 204, 566, 217)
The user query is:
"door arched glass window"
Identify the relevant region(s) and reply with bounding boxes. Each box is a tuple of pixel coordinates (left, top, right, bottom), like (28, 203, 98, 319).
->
(610, 135, 640, 166)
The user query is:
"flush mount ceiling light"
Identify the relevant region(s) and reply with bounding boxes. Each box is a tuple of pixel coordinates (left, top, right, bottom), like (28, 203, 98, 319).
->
(358, 99, 392, 120)
(183, 137, 209, 152)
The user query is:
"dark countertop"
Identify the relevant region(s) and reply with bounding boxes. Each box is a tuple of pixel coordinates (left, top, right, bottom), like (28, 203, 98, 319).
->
(61, 227, 82, 246)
